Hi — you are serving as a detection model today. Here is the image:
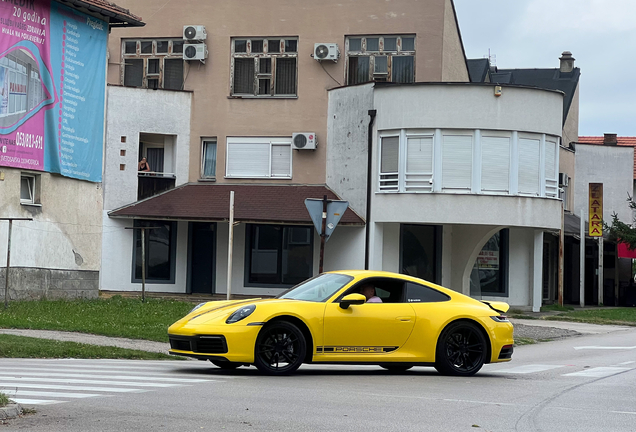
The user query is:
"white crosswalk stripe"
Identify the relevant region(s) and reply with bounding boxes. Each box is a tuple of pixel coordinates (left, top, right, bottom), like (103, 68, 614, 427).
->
(563, 367, 631, 378)
(0, 359, 221, 406)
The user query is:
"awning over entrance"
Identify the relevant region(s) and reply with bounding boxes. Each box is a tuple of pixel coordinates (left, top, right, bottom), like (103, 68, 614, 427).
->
(108, 184, 365, 225)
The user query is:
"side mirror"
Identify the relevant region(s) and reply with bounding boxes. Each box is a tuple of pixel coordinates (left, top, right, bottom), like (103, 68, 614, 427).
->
(339, 293, 366, 309)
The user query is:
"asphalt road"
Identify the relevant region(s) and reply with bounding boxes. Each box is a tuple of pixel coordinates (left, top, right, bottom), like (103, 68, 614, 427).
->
(2, 327, 635, 432)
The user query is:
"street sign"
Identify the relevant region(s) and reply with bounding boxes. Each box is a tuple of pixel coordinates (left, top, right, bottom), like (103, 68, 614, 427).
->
(589, 183, 603, 237)
(305, 198, 349, 242)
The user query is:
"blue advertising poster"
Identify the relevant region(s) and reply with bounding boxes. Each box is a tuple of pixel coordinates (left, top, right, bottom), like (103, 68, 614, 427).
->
(0, 0, 106, 182)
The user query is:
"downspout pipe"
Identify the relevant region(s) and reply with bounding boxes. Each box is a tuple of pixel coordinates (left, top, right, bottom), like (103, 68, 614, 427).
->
(364, 109, 377, 270)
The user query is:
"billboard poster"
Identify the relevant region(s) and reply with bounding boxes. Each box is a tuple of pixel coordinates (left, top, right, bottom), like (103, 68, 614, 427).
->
(0, 0, 107, 182)
(589, 183, 603, 237)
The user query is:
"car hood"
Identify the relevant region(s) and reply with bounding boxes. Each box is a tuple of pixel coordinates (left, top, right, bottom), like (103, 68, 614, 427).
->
(185, 298, 302, 325)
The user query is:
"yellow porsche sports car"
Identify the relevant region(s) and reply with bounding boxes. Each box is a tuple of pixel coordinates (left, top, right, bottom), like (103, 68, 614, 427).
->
(168, 270, 514, 376)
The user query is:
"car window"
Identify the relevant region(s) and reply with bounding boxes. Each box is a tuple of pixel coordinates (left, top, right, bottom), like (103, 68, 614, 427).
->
(277, 273, 353, 302)
(336, 277, 405, 303)
(405, 282, 450, 303)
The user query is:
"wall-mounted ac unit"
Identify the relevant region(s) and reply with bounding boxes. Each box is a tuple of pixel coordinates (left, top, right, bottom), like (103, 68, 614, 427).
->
(184, 43, 208, 61)
(313, 43, 339, 61)
(183, 25, 207, 41)
(558, 172, 569, 187)
(292, 133, 317, 150)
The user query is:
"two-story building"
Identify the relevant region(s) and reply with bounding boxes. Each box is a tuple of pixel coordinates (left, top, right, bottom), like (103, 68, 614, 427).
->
(101, 0, 573, 311)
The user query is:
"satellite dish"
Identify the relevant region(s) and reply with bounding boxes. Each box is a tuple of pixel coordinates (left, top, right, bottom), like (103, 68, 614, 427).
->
(184, 26, 197, 40)
(293, 134, 308, 149)
(315, 44, 329, 60)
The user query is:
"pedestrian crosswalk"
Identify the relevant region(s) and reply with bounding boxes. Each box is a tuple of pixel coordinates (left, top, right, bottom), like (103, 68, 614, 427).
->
(0, 359, 226, 406)
(488, 363, 635, 378)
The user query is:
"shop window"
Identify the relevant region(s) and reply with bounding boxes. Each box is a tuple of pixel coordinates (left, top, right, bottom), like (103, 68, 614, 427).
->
(400, 224, 441, 284)
(470, 229, 509, 297)
(132, 220, 177, 283)
(246, 224, 313, 286)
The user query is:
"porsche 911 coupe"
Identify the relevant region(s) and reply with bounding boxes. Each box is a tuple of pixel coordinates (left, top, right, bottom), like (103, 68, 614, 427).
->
(168, 270, 514, 376)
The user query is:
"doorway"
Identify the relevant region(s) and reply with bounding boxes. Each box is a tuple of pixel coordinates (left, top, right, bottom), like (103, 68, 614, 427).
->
(188, 222, 216, 294)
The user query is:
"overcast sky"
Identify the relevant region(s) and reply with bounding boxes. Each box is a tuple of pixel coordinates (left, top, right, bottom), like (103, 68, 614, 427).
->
(454, 0, 636, 137)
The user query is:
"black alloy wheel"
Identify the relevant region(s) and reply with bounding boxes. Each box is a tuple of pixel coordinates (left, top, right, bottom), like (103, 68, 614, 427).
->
(254, 321, 306, 375)
(210, 360, 242, 370)
(379, 364, 413, 372)
(435, 321, 487, 376)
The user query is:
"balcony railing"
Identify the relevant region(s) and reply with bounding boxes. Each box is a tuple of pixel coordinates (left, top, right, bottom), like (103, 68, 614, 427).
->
(137, 171, 175, 200)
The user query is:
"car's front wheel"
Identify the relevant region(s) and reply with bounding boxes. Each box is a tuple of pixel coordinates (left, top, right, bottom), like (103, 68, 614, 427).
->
(254, 321, 306, 375)
(435, 321, 488, 376)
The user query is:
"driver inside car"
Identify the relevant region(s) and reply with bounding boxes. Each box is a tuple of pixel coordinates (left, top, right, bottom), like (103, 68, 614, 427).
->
(360, 284, 382, 303)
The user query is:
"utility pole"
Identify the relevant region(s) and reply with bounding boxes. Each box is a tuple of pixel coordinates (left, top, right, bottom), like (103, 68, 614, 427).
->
(125, 226, 161, 303)
(1, 217, 33, 309)
(227, 191, 235, 301)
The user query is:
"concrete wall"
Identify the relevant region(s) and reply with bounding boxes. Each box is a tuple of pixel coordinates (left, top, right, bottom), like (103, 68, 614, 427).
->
(106, 0, 465, 186)
(103, 86, 192, 211)
(0, 168, 102, 299)
(326, 83, 375, 216)
(573, 144, 634, 224)
(374, 84, 563, 136)
(373, 194, 562, 229)
(562, 84, 580, 146)
(441, 0, 469, 82)
(0, 268, 98, 301)
(559, 146, 576, 211)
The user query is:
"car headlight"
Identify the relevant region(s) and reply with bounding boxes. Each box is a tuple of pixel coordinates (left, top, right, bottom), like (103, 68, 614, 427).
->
(226, 304, 256, 324)
(490, 315, 509, 323)
(189, 303, 206, 314)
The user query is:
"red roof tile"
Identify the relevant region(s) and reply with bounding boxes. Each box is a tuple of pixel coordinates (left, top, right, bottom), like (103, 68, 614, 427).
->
(109, 184, 365, 225)
(578, 136, 636, 179)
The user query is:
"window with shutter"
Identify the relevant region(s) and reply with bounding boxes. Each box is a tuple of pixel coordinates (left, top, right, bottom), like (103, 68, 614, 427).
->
(545, 139, 558, 197)
(379, 136, 399, 191)
(481, 136, 510, 193)
(518, 138, 540, 195)
(405, 136, 433, 191)
(442, 135, 472, 190)
(226, 138, 291, 179)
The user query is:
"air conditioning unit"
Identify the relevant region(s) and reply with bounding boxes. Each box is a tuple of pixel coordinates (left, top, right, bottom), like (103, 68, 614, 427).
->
(183, 43, 208, 61)
(183, 25, 207, 41)
(313, 43, 339, 61)
(558, 172, 569, 187)
(292, 133, 317, 150)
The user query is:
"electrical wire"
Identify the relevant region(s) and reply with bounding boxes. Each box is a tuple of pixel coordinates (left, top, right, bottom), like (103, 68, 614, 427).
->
(320, 61, 342, 87)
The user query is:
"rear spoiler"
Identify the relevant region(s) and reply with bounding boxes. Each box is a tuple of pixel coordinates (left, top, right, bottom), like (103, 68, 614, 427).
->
(481, 300, 510, 314)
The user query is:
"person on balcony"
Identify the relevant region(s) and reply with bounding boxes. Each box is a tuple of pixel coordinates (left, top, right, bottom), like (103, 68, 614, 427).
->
(138, 157, 151, 172)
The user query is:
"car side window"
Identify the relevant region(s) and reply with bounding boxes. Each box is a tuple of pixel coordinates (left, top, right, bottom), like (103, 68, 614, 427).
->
(405, 282, 450, 303)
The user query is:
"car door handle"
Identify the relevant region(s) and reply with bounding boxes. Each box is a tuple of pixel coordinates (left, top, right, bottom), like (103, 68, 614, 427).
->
(396, 317, 412, 322)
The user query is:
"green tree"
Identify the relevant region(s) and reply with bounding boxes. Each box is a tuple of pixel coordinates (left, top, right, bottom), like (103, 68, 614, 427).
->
(604, 195, 636, 249)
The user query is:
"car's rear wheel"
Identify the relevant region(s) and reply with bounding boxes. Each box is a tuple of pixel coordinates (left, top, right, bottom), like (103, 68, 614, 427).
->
(254, 321, 306, 375)
(379, 363, 413, 372)
(210, 360, 242, 370)
(435, 321, 487, 377)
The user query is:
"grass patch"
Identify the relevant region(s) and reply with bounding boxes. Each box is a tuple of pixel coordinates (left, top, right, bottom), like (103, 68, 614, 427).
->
(540, 304, 575, 312)
(513, 337, 536, 346)
(0, 392, 9, 407)
(0, 334, 182, 360)
(0, 296, 194, 342)
(546, 308, 636, 326)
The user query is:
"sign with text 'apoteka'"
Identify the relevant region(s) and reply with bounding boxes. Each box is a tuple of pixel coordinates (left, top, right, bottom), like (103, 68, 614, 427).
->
(589, 183, 603, 237)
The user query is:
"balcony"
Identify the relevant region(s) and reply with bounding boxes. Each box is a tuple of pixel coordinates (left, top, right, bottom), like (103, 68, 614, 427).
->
(138, 171, 175, 200)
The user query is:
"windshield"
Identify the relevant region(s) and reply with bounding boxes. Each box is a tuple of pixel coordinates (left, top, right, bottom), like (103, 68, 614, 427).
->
(276, 273, 354, 302)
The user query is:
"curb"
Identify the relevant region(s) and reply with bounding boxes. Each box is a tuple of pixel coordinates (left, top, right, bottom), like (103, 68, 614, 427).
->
(0, 403, 22, 420)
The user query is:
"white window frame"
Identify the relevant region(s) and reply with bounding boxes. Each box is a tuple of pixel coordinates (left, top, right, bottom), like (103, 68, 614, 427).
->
(20, 173, 37, 205)
(200, 138, 217, 179)
(225, 137, 292, 179)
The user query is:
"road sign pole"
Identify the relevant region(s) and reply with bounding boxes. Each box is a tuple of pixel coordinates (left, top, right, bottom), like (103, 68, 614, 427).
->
(141, 228, 146, 303)
(319, 195, 327, 274)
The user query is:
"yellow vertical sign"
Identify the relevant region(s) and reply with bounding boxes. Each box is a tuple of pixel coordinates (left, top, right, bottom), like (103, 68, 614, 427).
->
(589, 183, 603, 237)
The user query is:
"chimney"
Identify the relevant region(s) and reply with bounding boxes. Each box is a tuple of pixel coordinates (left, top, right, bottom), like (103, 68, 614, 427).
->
(559, 51, 575, 73)
(604, 133, 618, 146)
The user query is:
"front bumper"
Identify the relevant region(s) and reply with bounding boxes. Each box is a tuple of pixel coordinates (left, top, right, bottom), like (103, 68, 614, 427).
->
(168, 324, 261, 363)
